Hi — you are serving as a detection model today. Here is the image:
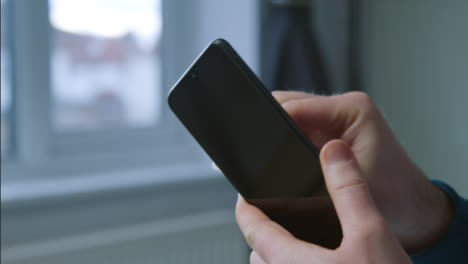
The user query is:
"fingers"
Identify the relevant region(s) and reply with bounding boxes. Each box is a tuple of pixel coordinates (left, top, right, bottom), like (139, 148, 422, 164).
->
(320, 140, 383, 237)
(272, 91, 374, 149)
(272, 91, 335, 135)
(272, 90, 312, 104)
(236, 195, 326, 263)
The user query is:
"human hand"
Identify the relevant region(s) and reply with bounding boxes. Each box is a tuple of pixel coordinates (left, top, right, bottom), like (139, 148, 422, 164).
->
(271, 91, 453, 253)
(236, 140, 412, 264)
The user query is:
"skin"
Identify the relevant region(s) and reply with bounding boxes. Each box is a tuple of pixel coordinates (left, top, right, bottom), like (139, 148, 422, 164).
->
(235, 91, 454, 262)
(237, 139, 411, 263)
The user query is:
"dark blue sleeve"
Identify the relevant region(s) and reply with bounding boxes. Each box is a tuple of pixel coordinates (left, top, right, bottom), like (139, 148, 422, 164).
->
(410, 180, 468, 263)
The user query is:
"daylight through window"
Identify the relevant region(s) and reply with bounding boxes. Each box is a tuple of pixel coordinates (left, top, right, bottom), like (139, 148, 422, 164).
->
(49, 0, 162, 132)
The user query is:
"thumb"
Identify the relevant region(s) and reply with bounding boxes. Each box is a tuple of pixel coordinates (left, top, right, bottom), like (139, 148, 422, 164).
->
(320, 140, 382, 236)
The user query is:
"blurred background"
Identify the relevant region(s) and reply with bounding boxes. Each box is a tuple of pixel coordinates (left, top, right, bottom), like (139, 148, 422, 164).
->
(1, 0, 467, 263)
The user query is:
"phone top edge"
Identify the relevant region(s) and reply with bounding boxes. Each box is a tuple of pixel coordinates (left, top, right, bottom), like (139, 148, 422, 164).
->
(167, 38, 229, 105)
(167, 38, 320, 157)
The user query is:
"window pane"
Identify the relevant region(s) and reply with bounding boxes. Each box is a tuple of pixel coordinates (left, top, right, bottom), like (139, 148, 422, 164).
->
(49, 0, 162, 132)
(1, 0, 12, 156)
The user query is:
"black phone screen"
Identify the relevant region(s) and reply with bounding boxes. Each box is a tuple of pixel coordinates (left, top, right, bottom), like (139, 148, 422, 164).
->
(168, 39, 342, 248)
(168, 39, 325, 199)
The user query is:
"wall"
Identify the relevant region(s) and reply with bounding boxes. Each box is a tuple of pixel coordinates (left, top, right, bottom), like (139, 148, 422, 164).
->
(365, 0, 468, 195)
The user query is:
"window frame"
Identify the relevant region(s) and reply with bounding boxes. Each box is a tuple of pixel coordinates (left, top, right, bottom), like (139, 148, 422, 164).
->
(1, 0, 16, 160)
(46, 0, 195, 156)
(2, 0, 210, 183)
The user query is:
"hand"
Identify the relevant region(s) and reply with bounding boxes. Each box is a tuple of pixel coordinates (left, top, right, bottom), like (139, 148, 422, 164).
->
(271, 91, 454, 253)
(236, 140, 412, 264)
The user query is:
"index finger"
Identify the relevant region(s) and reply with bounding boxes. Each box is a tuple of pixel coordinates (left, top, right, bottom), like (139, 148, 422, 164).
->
(277, 92, 375, 149)
(272, 90, 313, 104)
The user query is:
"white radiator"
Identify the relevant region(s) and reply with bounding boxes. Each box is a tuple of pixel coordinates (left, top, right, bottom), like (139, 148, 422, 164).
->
(2, 210, 248, 264)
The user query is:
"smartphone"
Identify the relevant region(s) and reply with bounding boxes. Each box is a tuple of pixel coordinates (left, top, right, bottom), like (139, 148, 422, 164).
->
(168, 39, 341, 248)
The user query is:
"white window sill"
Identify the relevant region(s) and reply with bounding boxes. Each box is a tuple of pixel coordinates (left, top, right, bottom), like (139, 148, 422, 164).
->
(2, 161, 219, 206)
(2, 162, 237, 249)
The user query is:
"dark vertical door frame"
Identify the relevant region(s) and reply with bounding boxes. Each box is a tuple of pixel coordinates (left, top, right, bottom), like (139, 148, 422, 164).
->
(258, 0, 364, 93)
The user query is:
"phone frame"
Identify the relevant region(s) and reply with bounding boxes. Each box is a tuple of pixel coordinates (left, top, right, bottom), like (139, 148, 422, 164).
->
(168, 39, 320, 159)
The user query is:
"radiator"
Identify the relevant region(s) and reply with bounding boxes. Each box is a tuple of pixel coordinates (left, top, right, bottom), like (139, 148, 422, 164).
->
(2, 210, 248, 264)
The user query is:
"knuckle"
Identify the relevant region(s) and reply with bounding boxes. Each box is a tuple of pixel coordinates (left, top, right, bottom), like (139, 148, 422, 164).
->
(245, 224, 257, 249)
(334, 176, 367, 193)
(346, 91, 372, 104)
(244, 219, 267, 250)
(282, 100, 306, 123)
(282, 99, 302, 115)
(249, 251, 258, 264)
(345, 91, 376, 113)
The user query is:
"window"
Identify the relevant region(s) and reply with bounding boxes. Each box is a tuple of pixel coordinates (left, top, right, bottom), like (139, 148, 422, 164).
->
(3, 0, 201, 180)
(1, 0, 12, 157)
(49, 0, 162, 132)
(2, 2, 258, 260)
(2, 0, 259, 181)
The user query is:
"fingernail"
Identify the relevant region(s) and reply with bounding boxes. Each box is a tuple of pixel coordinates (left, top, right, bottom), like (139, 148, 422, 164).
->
(325, 141, 353, 165)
